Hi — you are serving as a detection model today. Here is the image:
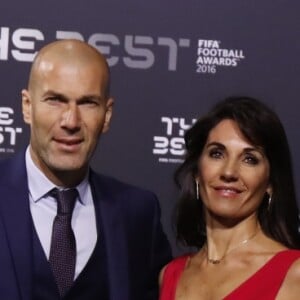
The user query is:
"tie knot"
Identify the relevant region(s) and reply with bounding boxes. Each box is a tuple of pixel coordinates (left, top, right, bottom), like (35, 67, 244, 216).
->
(52, 188, 78, 215)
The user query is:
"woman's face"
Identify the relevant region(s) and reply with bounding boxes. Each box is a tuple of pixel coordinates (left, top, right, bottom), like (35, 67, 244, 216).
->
(197, 119, 272, 221)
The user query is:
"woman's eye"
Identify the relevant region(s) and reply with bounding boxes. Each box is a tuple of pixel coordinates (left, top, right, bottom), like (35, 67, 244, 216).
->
(209, 149, 223, 159)
(244, 155, 259, 165)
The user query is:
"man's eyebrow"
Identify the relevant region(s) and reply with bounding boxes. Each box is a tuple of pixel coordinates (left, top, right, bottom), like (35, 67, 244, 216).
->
(43, 90, 68, 100)
(43, 91, 105, 102)
(79, 94, 104, 101)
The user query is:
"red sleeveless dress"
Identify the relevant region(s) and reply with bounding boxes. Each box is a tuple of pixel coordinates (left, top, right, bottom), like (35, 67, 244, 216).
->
(159, 250, 300, 300)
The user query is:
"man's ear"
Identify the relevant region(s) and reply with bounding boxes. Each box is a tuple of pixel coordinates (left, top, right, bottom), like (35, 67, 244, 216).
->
(22, 89, 32, 125)
(102, 97, 114, 133)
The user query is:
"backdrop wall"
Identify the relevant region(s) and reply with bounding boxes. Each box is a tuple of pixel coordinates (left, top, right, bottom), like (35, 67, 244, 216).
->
(0, 0, 299, 255)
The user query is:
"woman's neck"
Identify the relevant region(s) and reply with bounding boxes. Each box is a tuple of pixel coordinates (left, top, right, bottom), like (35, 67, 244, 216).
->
(204, 213, 260, 264)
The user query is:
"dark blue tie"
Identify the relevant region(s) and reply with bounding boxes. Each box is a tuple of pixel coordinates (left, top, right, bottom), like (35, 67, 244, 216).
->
(49, 188, 78, 297)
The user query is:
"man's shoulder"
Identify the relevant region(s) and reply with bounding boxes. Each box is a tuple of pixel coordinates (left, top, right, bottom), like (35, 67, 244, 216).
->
(0, 151, 25, 167)
(0, 151, 26, 184)
(0, 152, 25, 177)
(89, 170, 158, 203)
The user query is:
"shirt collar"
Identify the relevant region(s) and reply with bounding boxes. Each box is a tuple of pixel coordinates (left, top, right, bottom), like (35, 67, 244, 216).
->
(25, 146, 89, 205)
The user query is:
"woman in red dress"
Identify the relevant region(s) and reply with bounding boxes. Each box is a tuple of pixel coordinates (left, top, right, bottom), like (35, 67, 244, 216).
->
(160, 97, 300, 300)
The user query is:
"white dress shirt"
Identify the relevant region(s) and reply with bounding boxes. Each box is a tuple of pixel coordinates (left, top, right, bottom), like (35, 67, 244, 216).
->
(26, 147, 97, 279)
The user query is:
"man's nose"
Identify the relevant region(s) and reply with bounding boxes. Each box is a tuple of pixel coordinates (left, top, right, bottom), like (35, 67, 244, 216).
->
(60, 104, 81, 131)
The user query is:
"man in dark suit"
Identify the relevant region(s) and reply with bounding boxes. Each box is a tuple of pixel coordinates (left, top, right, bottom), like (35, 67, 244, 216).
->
(0, 39, 171, 299)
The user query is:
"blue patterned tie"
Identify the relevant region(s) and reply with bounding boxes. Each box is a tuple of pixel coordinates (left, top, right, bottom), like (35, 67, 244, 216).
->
(49, 188, 78, 297)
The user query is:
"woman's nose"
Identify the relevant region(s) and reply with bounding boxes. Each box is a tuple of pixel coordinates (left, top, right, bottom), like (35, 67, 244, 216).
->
(220, 159, 238, 182)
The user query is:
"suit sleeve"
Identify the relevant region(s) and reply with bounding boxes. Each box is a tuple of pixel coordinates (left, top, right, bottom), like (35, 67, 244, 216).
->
(145, 196, 172, 300)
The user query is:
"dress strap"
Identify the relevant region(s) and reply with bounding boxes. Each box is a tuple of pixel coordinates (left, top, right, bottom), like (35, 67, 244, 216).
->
(225, 249, 300, 299)
(159, 255, 190, 300)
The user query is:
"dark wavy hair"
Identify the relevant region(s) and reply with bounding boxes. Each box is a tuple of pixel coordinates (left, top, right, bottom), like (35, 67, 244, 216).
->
(175, 96, 300, 249)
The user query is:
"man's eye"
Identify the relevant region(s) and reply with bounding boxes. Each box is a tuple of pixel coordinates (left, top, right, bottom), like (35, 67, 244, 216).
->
(45, 97, 63, 102)
(79, 99, 99, 106)
(81, 100, 96, 105)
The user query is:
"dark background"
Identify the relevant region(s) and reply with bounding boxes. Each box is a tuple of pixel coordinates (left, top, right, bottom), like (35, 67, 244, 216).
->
(0, 0, 299, 255)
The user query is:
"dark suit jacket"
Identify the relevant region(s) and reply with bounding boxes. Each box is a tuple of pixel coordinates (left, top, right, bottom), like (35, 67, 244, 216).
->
(0, 151, 172, 300)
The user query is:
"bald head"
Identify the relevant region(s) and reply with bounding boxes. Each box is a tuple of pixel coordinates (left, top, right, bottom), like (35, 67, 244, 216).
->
(28, 39, 110, 98)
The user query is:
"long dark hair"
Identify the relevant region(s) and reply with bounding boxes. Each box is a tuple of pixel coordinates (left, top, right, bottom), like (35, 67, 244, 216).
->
(175, 96, 300, 249)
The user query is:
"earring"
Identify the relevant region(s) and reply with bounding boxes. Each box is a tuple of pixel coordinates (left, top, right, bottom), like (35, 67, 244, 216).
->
(195, 180, 199, 200)
(268, 194, 272, 209)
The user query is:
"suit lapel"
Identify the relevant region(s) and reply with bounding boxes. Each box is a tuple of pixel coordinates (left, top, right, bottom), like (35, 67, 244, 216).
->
(90, 172, 130, 300)
(0, 152, 33, 300)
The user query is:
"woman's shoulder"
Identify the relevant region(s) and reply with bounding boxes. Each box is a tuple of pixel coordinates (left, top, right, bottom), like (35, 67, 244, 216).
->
(275, 249, 300, 299)
(282, 250, 300, 281)
(159, 254, 191, 285)
(168, 254, 191, 265)
(159, 254, 192, 299)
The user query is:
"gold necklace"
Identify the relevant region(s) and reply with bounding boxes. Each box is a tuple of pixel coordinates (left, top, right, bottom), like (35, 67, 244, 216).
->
(205, 229, 259, 265)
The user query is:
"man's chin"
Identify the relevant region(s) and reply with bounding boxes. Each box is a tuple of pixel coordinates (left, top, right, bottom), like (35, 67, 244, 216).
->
(48, 159, 87, 174)
(52, 164, 86, 173)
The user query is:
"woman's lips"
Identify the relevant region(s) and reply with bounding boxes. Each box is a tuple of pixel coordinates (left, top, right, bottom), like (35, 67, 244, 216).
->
(213, 186, 243, 197)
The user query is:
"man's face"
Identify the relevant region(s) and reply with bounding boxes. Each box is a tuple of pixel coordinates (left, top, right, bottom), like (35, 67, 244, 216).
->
(22, 58, 113, 185)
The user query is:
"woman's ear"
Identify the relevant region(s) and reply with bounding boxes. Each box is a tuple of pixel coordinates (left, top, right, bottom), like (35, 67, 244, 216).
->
(266, 185, 273, 198)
